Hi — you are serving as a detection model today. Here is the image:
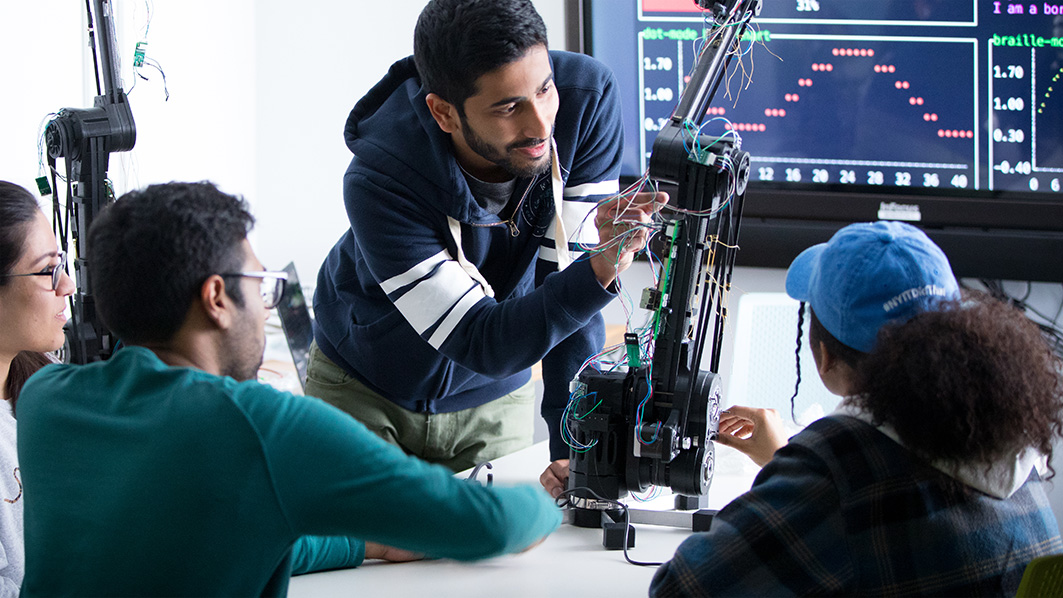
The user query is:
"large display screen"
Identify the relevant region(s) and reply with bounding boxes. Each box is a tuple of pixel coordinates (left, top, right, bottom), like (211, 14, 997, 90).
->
(582, 0, 1063, 280)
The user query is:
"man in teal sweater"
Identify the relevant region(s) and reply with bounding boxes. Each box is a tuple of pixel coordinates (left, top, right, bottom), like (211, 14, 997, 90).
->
(17, 182, 561, 596)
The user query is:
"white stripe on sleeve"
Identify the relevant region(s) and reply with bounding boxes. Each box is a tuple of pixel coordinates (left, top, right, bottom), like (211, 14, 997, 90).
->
(538, 245, 558, 263)
(544, 199, 600, 247)
(563, 179, 619, 198)
(393, 259, 480, 335)
(379, 250, 449, 295)
(426, 285, 488, 349)
(561, 198, 599, 247)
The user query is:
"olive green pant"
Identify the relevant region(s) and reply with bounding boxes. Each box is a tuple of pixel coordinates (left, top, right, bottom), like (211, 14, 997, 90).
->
(304, 342, 535, 472)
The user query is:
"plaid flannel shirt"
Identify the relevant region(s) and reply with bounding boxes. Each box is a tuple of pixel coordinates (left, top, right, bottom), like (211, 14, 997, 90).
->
(650, 415, 1062, 597)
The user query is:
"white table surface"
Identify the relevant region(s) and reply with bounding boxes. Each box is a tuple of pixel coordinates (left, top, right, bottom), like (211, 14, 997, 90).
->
(288, 441, 760, 597)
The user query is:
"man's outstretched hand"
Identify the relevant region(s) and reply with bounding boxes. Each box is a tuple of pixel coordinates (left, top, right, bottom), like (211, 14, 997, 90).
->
(591, 191, 668, 288)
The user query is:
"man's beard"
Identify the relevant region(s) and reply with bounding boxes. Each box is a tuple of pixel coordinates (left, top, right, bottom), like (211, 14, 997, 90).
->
(461, 117, 553, 178)
(221, 309, 265, 382)
(223, 351, 263, 383)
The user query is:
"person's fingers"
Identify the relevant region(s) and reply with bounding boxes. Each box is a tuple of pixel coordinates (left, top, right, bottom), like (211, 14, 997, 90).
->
(732, 423, 755, 439)
(596, 190, 667, 226)
(364, 542, 424, 562)
(719, 411, 753, 429)
(715, 430, 746, 449)
(722, 405, 761, 420)
(381, 546, 424, 562)
(631, 191, 668, 210)
(539, 469, 559, 493)
(719, 421, 754, 440)
(718, 418, 746, 435)
(594, 208, 611, 228)
(719, 412, 751, 425)
(551, 459, 570, 481)
(542, 480, 563, 498)
(540, 460, 569, 498)
(623, 229, 648, 253)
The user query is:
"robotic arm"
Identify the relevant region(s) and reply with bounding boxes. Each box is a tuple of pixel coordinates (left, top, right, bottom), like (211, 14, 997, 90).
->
(567, 0, 758, 532)
(45, 0, 136, 364)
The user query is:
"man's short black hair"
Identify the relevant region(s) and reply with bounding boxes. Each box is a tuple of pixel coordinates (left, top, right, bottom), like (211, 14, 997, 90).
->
(88, 182, 255, 345)
(413, 0, 548, 116)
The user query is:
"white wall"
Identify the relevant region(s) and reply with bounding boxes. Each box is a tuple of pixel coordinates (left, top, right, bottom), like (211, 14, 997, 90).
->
(1, 0, 563, 285)
(250, 0, 565, 284)
(1, 2, 86, 194)
(0, 0, 257, 211)
(113, 0, 258, 201)
(251, 1, 421, 282)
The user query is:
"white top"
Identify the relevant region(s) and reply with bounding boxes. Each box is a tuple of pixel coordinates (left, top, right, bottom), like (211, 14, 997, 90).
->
(0, 400, 23, 596)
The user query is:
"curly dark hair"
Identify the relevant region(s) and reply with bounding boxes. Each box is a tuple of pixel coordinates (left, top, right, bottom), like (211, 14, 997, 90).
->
(850, 293, 1063, 471)
(88, 182, 254, 345)
(413, 0, 548, 116)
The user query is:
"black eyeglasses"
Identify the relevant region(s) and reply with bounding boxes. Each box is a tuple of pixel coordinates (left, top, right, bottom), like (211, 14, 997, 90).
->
(220, 271, 289, 309)
(0, 251, 68, 291)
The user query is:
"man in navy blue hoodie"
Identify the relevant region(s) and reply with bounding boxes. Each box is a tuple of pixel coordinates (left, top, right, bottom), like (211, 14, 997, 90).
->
(310, 0, 661, 484)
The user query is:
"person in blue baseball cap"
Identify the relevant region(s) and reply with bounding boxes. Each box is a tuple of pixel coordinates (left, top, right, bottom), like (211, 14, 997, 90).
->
(787, 219, 960, 353)
(650, 221, 1063, 597)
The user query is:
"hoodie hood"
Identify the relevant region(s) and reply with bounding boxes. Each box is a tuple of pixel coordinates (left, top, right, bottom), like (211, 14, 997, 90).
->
(833, 402, 1046, 499)
(343, 56, 502, 225)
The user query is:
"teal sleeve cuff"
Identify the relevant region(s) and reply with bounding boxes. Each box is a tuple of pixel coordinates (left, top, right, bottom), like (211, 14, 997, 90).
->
(290, 535, 366, 576)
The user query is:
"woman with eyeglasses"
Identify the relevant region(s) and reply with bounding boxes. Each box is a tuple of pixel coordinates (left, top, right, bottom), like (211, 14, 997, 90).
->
(0, 180, 75, 592)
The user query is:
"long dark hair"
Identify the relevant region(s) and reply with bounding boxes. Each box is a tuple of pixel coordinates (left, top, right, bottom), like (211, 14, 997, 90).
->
(851, 293, 1063, 472)
(0, 181, 55, 412)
